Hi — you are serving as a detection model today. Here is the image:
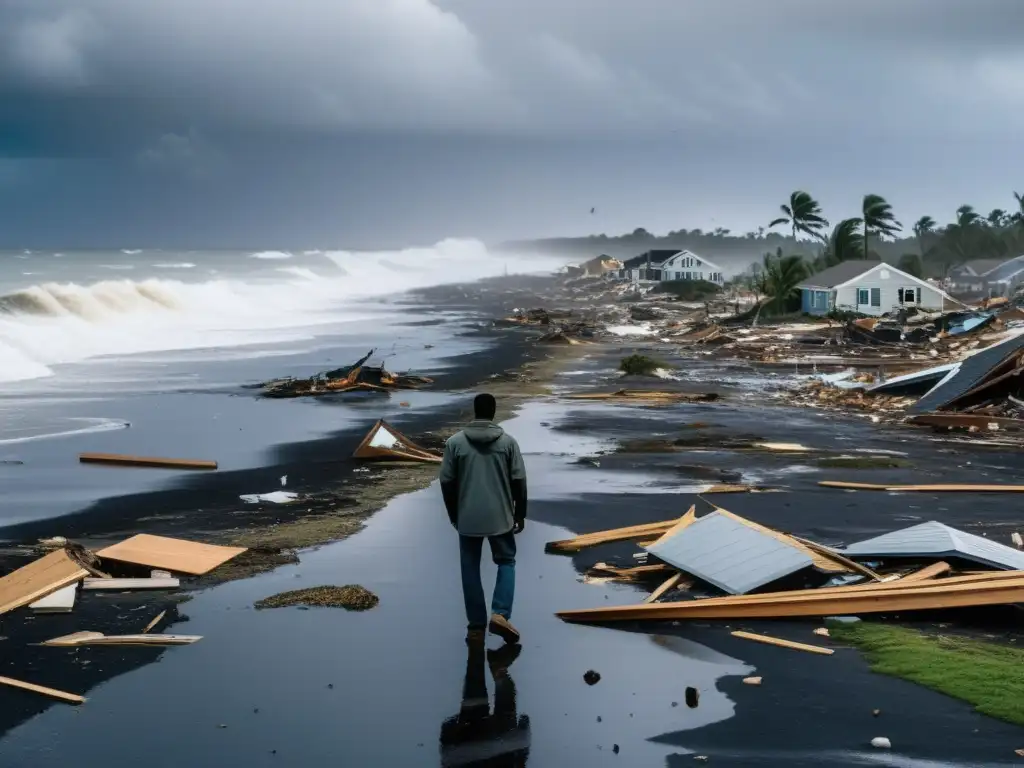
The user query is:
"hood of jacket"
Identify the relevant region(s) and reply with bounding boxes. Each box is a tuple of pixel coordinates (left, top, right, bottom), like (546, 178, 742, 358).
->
(463, 420, 505, 445)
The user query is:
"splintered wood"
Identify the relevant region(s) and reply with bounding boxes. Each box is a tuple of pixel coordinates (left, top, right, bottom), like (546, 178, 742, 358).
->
(731, 630, 834, 656)
(97, 534, 246, 576)
(0, 549, 88, 616)
(0, 676, 85, 705)
(42, 631, 201, 647)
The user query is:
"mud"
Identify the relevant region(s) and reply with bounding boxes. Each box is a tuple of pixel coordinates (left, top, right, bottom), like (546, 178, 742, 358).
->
(254, 585, 379, 611)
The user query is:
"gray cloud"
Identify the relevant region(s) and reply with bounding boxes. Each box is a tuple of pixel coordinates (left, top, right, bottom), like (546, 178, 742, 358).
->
(0, 0, 1021, 246)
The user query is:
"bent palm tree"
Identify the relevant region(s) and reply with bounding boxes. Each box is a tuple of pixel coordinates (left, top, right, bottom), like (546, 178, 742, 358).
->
(769, 191, 829, 242)
(1013, 191, 1024, 226)
(762, 251, 810, 315)
(862, 194, 902, 259)
(824, 218, 864, 265)
(912, 215, 936, 258)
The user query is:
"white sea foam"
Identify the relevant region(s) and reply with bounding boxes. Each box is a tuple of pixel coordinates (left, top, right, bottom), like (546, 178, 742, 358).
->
(0, 239, 562, 384)
(250, 250, 293, 260)
(0, 416, 130, 445)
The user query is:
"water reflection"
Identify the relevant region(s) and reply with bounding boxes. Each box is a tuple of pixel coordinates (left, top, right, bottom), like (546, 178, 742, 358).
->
(439, 639, 531, 767)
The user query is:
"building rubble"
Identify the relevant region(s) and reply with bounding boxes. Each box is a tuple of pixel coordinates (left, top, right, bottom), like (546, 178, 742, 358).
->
(257, 349, 433, 398)
(550, 502, 1024, 627)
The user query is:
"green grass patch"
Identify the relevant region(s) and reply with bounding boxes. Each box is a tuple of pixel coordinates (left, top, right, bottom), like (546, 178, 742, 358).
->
(619, 354, 665, 376)
(814, 456, 913, 469)
(830, 621, 1024, 726)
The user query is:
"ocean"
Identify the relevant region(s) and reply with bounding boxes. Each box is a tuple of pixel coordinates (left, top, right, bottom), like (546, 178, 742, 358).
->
(0, 241, 564, 528)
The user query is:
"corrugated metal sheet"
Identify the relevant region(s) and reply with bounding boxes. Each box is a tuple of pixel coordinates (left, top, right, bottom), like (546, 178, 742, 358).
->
(843, 521, 1024, 571)
(645, 512, 814, 595)
(910, 332, 1024, 413)
(868, 363, 957, 395)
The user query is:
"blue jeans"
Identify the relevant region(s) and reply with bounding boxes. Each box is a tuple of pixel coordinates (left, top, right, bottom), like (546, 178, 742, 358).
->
(459, 532, 516, 629)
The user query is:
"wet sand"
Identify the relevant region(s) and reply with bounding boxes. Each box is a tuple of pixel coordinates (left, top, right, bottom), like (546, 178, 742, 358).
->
(1, 279, 1023, 765)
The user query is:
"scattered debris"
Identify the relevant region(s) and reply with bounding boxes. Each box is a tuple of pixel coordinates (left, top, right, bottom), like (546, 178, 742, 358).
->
(143, 610, 167, 633)
(352, 420, 442, 463)
(583, 670, 601, 686)
(0, 548, 89, 616)
(79, 452, 217, 470)
(240, 491, 300, 504)
(619, 354, 664, 376)
(29, 583, 77, 613)
(813, 628, 831, 638)
(41, 631, 201, 647)
(0, 675, 85, 705)
(254, 585, 380, 611)
(742, 676, 763, 686)
(96, 534, 247, 576)
(565, 389, 720, 404)
(821, 481, 1024, 493)
(82, 577, 180, 591)
(259, 349, 432, 398)
(731, 630, 834, 656)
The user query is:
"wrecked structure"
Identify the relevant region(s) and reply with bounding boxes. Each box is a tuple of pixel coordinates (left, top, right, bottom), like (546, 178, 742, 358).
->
(352, 420, 442, 463)
(259, 349, 433, 398)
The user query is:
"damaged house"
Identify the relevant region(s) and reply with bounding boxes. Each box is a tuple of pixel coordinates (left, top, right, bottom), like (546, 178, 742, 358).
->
(619, 250, 725, 286)
(799, 260, 960, 317)
(947, 255, 1024, 299)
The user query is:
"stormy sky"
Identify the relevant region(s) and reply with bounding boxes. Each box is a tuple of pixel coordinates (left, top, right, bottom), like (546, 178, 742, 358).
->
(1, 0, 1022, 248)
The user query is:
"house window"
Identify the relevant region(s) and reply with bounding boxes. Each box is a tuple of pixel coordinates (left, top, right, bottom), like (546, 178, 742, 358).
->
(898, 288, 918, 304)
(857, 288, 869, 305)
(871, 288, 881, 307)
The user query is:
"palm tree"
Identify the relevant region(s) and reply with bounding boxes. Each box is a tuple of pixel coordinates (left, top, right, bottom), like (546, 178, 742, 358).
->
(769, 191, 829, 243)
(912, 215, 936, 258)
(761, 250, 810, 315)
(1013, 191, 1024, 226)
(987, 209, 1008, 228)
(862, 194, 902, 259)
(823, 218, 864, 265)
(939, 205, 983, 277)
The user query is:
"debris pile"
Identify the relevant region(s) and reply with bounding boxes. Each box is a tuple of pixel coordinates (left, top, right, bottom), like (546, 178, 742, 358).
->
(352, 420, 442, 463)
(0, 534, 249, 704)
(259, 350, 433, 398)
(551, 503, 1024, 629)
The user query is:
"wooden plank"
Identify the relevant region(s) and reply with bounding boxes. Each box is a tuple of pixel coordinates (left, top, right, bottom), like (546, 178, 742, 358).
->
(557, 576, 1024, 622)
(732, 630, 834, 656)
(819, 481, 1024, 493)
(29, 583, 78, 613)
(645, 572, 683, 603)
(0, 675, 85, 704)
(79, 452, 217, 470)
(42, 632, 201, 647)
(790, 536, 884, 581)
(82, 578, 180, 591)
(143, 610, 167, 634)
(546, 518, 683, 554)
(899, 562, 952, 582)
(589, 563, 673, 579)
(0, 550, 89, 616)
(96, 534, 246, 575)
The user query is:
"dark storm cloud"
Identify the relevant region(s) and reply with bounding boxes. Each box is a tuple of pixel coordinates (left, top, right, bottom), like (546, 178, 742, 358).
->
(0, 0, 1020, 246)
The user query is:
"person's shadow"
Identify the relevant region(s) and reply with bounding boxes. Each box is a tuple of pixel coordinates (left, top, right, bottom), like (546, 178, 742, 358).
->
(439, 639, 531, 767)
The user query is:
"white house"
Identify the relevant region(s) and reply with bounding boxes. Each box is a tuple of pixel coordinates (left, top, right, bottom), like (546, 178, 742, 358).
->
(618, 249, 725, 286)
(798, 261, 963, 317)
(948, 255, 1024, 297)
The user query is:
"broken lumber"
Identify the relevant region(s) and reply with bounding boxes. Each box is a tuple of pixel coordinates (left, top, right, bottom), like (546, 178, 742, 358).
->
(143, 610, 167, 633)
(82, 577, 180, 591)
(557, 571, 1024, 623)
(588, 563, 674, 579)
(820, 481, 1024, 493)
(899, 562, 952, 582)
(545, 518, 684, 554)
(790, 536, 883, 581)
(96, 534, 246, 576)
(352, 419, 441, 463)
(906, 414, 1024, 432)
(645, 572, 683, 603)
(731, 630, 834, 656)
(79, 452, 217, 470)
(0, 549, 89, 616)
(29, 583, 78, 613)
(42, 631, 201, 647)
(0, 675, 85, 705)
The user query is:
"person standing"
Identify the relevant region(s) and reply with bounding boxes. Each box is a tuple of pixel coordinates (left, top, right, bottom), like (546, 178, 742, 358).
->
(440, 393, 527, 644)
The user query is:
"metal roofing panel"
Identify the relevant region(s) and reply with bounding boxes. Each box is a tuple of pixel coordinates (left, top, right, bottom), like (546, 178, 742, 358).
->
(843, 521, 1024, 571)
(868, 363, 957, 395)
(645, 512, 814, 595)
(909, 332, 1024, 413)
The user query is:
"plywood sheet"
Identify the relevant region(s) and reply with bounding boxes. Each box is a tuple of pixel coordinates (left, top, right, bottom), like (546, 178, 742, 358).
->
(96, 534, 246, 575)
(0, 550, 88, 616)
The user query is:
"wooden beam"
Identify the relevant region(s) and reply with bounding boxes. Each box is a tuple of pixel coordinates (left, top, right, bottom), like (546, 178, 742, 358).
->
(898, 562, 952, 582)
(79, 452, 217, 470)
(0, 675, 85, 705)
(645, 572, 683, 603)
(790, 536, 884, 581)
(143, 610, 167, 634)
(731, 630, 834, 656)
(82, 578, 180, 591)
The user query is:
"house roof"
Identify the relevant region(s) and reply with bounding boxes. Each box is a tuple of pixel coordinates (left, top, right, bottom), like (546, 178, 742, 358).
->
(960, 259, 1006, 276)
(621, 249, 683, 268)
(980, 254, 1024, 282)
(843, 521, 1024, 571)
(662, 249, 724, 272)
(644, 511, 814, 595)
(797, 259, 883, 289)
